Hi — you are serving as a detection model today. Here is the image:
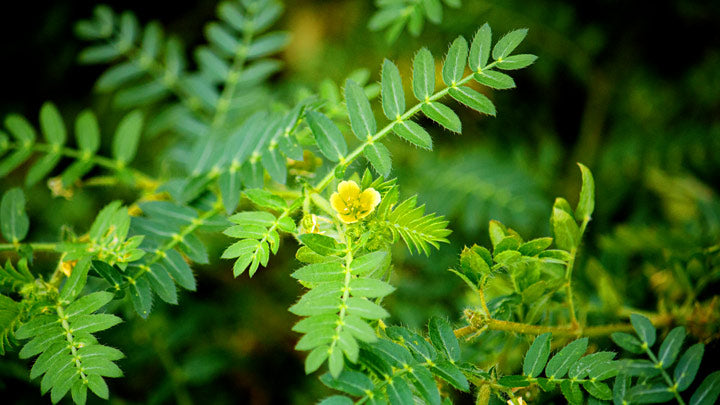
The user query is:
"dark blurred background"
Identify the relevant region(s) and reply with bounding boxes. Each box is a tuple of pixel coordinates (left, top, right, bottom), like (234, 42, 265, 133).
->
(1, 0, 719, 403)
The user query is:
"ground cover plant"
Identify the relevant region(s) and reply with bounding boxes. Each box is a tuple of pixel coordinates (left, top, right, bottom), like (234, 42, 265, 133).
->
(1, 0, 719, 404)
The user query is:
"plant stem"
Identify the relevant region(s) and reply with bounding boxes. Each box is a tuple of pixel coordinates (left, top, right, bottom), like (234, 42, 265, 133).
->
(312, 61, 500, 194)
(643, 346, 686, 405)
(456, 310, 672, 339)
(564, 217, 591, 327)
(0, 242, 58, 252)
(4, 142, 159, 191)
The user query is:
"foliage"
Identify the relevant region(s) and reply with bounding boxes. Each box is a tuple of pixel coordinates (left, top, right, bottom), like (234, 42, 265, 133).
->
(1, 0, 719, 404)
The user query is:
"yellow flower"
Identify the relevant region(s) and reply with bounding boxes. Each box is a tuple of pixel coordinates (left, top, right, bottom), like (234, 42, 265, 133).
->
(330, 180, 381, 224)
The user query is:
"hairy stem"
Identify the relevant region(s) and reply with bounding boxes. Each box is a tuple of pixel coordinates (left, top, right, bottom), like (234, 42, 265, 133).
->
(456, 310, 671, 339)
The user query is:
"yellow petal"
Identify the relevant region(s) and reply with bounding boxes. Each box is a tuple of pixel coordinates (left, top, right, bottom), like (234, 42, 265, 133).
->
(358, 188, 381, 211)
(330, 192, 349, 214)
(338, 213, 358, 224)
(337, 180, 360, 200)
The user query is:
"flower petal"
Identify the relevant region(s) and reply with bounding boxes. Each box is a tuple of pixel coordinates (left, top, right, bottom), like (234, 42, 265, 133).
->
(330, 192, 349, 214)
(337, 180, 360, 200)
(359, 188, 381, 211)
(339, 213, 358, 224)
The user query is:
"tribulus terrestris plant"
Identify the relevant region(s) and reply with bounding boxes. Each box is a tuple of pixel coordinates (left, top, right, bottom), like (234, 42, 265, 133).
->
(1, 1, 719, 404)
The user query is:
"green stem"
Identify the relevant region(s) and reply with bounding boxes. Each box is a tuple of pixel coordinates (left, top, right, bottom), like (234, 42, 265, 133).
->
(313, 61, 500, 193)
(0, 242, 58, 252)
(457, 310, 672, 339)
(4, 142, 159, 190)
(328, 239, 354, 357)
(564, 217, 590, 327)
(643, 346, 686, 405)
(124, 205, 223, 285)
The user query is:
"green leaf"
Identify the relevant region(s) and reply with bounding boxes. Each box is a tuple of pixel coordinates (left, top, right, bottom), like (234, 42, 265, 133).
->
(349, 278, 395, 298)
(345, 79, 376, 140)
(381, 59, 405, 120)
(524, 332, 552, 378)
(674, 343, 704, 391)
(71, 380, 87, 405)
(244, 189, 287, 210)
(75, 110, 100, 153)
(65, 291, 114, 318)
(421, 102, 461, 133)
(1, 188, 30, 243)
(428, 317, 460, 362)
(496, 54, 538, 70)
(658, 326, 685, 368)
(5, 114, 36, 143)
(363, 142, 392, 177)
(305, 345, 329, 374)
(545, 337, 588, 379)
(518, 237, 553, 256)
(318, 396, 353, 405)
(575, 163, 595, 221)
(299, 233, 344, 256)
(392, 120, 432, 150)
(430, 360, 469, 391)
(346, 297, 389, 320)
(690, 371, 720, 405)
(412, 48, 435, 101)
(469, 24, 492, 72)
(344, 315, 377, 343)
(160, 250, 196, 291)
(630, 313, 656, 347)
(70, 314, 122, 334)
(39, 102, 66, 145)
(611, 332, 645, 354)
(385, 376, 413, 404)
(628, 384, 674, 403)
(261, 147, 287, 184)
(473, 70, 516, 90)
(86, 374, 109, 399)
(350, 251, 388, 276)
(328, 346, 344, 377)
(25, 153, 61, 187)
(442, 36, 469, 86)
(410, 365, 442, 405)
(552, 204, 580, 251)
(492, 29, 528, 60)
(306, 110, 347, 162)
(448, 86, 496, 116)
(128, 276, 153, 318)
(112, 110, 144, 165)
(60, 258, 91, 302)
(291, 262, 345, 283)
(560, 380, 584, 405)
(569, 351, 616, 380)
(145, 264, 178, 304)
(320, 370, 374, 396)
(584, 381, 612, 401)
(613, 373, 628, 405)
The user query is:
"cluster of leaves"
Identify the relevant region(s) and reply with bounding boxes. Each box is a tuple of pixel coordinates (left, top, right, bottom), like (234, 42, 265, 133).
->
(369, 0, 462, 42)
(221, 189, 298, 276)
(495, 314, 720, 405)
(14, 277, 123, 405)
(0, 103, 147, 193)
(318, 318, 470, 404)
